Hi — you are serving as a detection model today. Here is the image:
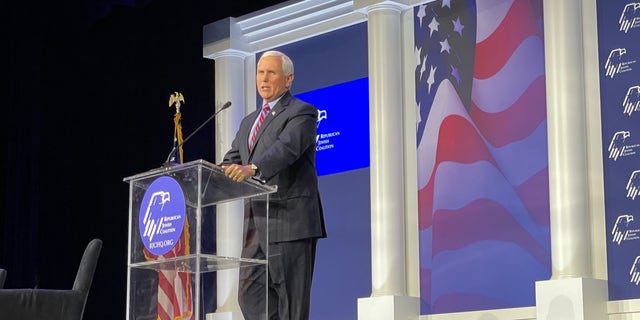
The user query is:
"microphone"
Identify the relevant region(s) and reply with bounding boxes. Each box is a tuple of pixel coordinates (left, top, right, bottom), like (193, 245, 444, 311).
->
(163, 101, 232, 167)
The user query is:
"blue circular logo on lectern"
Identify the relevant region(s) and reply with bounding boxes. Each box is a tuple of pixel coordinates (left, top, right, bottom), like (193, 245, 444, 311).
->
(138, 176, 186, 256)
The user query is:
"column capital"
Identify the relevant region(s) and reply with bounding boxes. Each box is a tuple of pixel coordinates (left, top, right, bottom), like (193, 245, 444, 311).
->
(206, 49, 252, 61)
(203, 17, 251, 59)
(353, 0, 411, 13)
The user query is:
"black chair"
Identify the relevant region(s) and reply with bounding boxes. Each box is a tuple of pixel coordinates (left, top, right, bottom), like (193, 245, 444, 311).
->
(0, 238, 102, 320)
(0, 268, 6, 289)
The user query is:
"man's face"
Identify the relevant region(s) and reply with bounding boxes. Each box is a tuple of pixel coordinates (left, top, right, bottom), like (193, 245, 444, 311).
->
(256, 56, 293, 102)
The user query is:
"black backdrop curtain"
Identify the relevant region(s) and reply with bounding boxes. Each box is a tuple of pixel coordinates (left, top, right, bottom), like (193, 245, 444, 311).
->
(2, 1, 285, 319)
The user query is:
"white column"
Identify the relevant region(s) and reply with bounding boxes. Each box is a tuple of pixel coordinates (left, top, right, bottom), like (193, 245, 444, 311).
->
(212, 51, 251, 160)
(208, 49, 250, 320)
(544, 0, 592, 281)
(536, 0, 606, 319)
(366, 0, 406, 298)
(355, 1, 418, 319)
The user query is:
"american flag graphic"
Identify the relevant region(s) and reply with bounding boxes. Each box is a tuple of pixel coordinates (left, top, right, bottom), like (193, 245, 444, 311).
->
(414, 0, 550, 314)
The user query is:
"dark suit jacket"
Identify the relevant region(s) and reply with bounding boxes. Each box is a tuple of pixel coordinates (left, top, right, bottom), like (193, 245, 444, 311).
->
(222, 91, 326, 243)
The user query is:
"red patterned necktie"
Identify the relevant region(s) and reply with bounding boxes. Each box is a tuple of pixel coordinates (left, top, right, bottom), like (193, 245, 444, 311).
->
(250, 102, 270, 150)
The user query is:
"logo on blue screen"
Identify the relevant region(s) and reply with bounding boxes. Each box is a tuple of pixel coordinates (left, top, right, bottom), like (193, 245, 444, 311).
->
(619, 3, 640, 34)
(299, 77, 370, 176)
(627, 169, 640, 200)
(138, 176, 186, 256)
(604, 48, 636, 78)
(612, 214, 640, 245)
(623, 85, 640, 116)
(608, 130, 639, 161)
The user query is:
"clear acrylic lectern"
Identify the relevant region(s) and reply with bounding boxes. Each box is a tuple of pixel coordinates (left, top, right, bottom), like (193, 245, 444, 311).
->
(123, 159, 276, 320)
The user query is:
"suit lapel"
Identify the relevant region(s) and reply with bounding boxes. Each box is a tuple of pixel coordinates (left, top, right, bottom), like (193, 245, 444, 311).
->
(250, 92, 292, 154)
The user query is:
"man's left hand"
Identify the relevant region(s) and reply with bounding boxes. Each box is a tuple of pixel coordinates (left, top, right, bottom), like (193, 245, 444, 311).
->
(221, 164, 255, 182)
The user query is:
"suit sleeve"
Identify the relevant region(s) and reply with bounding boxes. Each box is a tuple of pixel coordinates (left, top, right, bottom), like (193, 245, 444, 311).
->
(221, 113, 255, 165)
(253, 102, 317, 180)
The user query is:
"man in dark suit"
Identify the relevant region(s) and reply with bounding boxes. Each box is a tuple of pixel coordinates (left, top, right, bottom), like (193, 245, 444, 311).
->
(221, 50, 326, 320)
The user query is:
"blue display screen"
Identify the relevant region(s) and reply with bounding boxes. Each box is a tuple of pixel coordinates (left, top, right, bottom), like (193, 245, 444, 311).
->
(297, 77, 370, 176)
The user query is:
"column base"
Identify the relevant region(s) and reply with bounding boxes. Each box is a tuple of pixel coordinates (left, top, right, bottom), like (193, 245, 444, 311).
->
(206, 310, 243, 320)
(357, 295, 419, 320)
(535, 277, 607, 320)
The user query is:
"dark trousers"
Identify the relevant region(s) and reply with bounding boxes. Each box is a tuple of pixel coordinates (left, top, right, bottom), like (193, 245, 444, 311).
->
(239, 218, 317, 320)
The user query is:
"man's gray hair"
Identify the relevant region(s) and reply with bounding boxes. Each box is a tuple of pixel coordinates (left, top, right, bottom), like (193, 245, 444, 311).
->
(260, 50, 294, 76)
